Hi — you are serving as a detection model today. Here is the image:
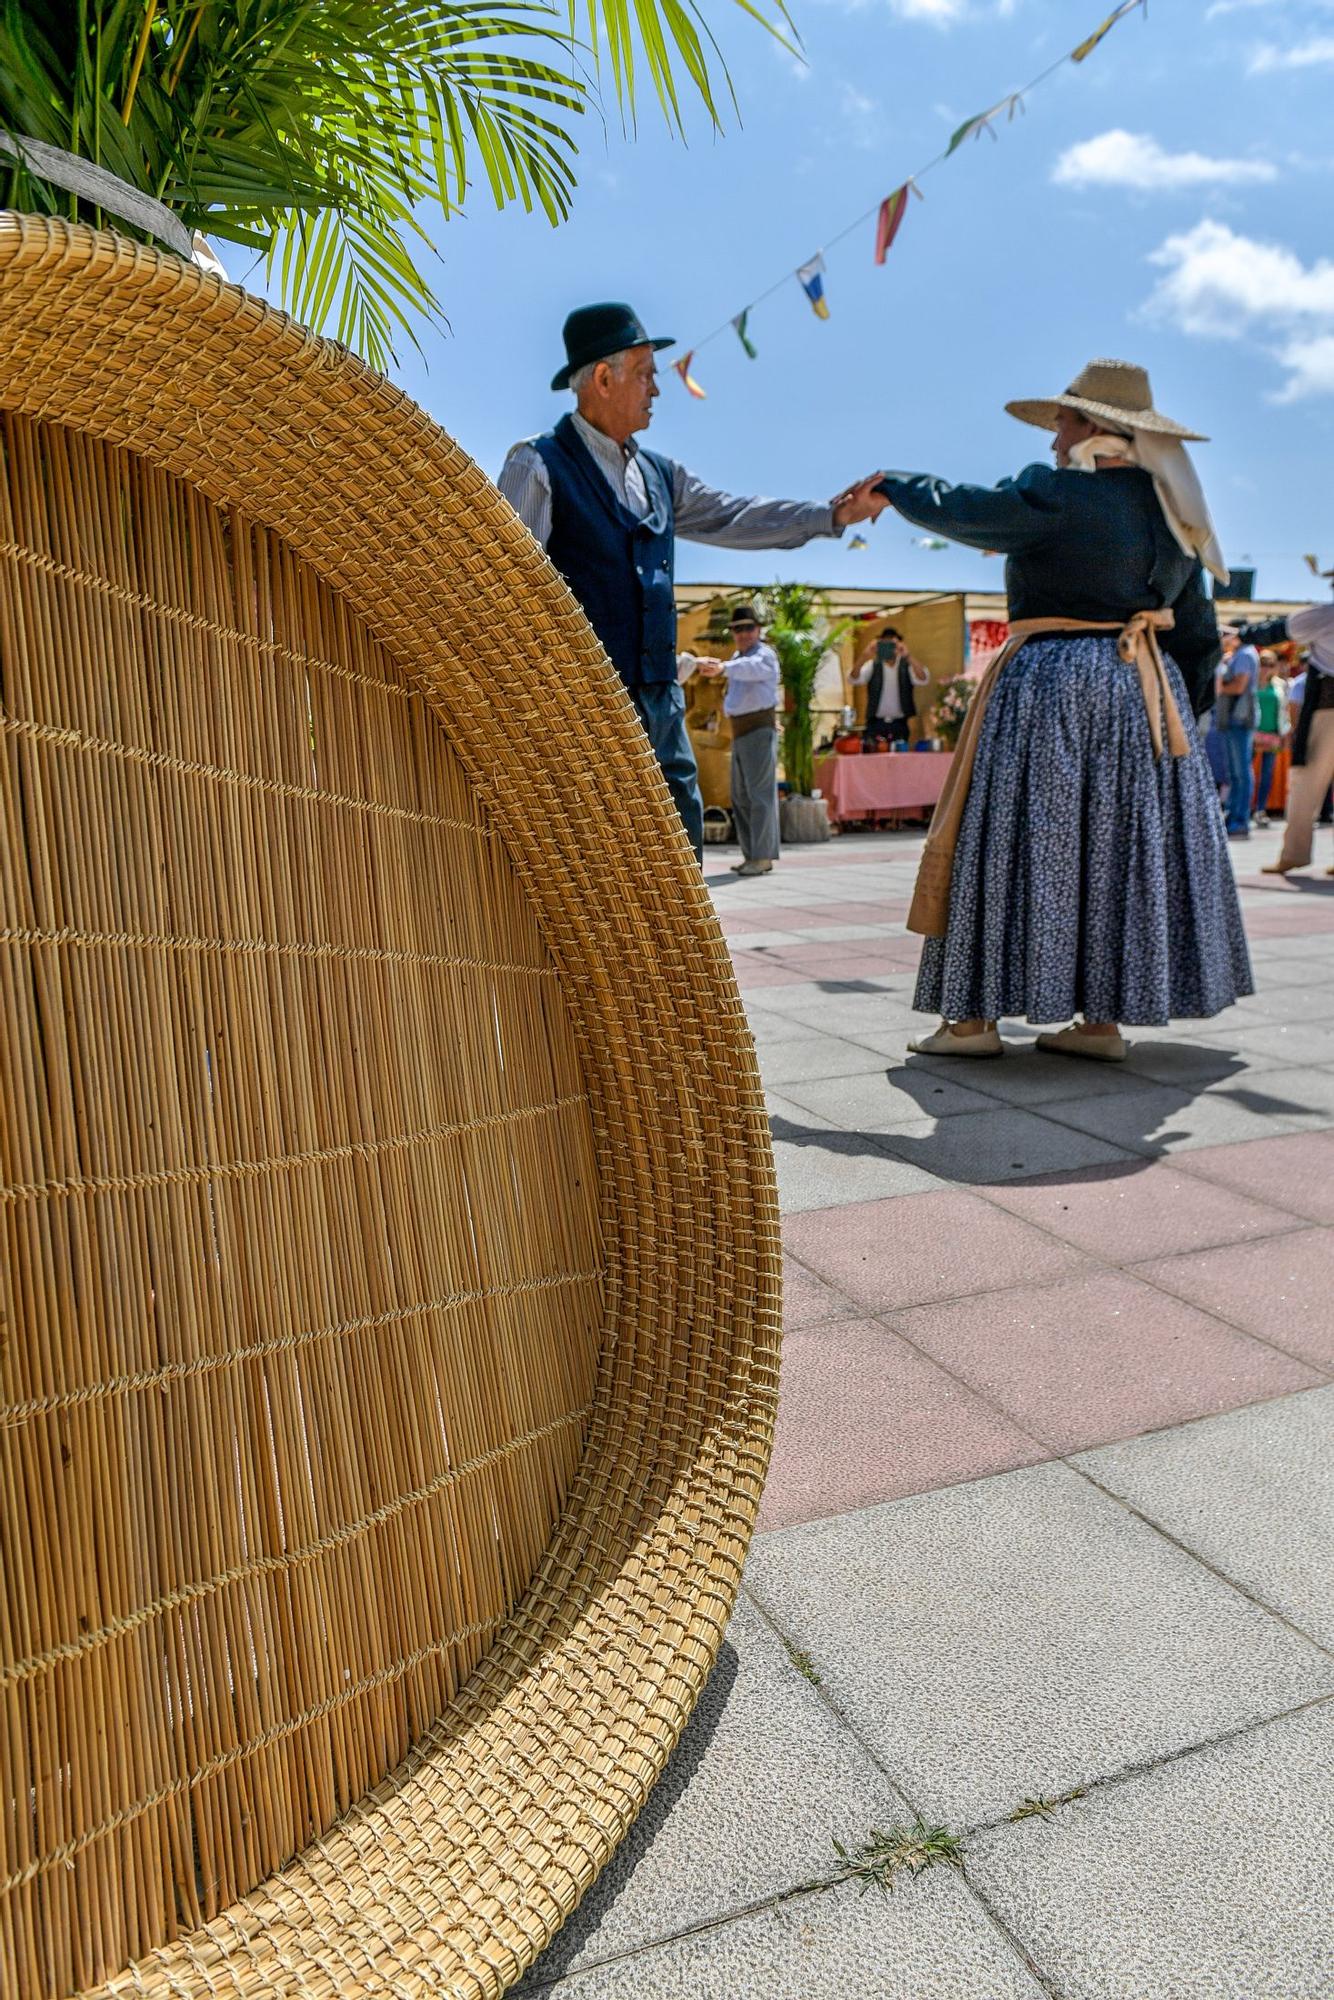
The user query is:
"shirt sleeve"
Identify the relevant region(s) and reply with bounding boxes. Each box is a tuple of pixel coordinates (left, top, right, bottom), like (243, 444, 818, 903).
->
(1162, 562, 1222, 718)
(850, 662, 873, 685)
(724, 642, 781, 686)
(873, 463, 1061, 554)
(496, 442, 552, 547)
(671, 462, 839, 548)
(1287, 604, 1334, 648)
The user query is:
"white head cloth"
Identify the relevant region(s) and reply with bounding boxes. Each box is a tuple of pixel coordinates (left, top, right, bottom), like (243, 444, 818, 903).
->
(1068, 432, 1229, 586)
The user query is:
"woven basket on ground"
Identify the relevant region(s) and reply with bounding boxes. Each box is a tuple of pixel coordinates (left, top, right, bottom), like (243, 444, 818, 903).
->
(0, 214, 780, 2000)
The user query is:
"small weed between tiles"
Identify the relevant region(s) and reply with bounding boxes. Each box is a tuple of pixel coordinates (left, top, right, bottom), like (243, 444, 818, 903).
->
(782, 1638, 822, 1687)
(1009, 1788, 1087, 1823)
(829, 1821, 965, 1894)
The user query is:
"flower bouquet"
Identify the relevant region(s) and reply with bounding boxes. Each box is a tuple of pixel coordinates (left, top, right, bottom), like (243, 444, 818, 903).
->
(932, 676, 977, 750)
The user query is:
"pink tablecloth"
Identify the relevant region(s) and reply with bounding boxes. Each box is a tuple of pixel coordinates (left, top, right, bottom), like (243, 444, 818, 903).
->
(815, 750, 954, 825)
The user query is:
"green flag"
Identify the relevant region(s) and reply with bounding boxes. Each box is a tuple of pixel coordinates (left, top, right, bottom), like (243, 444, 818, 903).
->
(732, 310, 758, 359)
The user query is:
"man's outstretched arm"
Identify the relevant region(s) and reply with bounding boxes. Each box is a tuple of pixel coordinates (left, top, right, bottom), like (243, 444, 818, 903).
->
(672, 464, 874, 548)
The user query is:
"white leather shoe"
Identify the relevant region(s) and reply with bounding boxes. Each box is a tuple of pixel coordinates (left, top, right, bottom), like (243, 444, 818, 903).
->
(907, 1022, 1003, 1058)
(1035, 1025, 1127, 1063)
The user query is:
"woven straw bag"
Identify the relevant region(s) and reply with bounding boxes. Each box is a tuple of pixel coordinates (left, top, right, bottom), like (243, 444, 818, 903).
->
(0, 216, 780, 2000)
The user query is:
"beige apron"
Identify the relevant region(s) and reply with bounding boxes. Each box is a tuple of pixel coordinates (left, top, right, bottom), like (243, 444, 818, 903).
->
(907, 610, 1191, 939)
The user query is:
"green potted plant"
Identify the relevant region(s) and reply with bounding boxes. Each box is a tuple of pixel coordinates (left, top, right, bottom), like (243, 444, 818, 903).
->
(932, 675, 977, 750)
(759, 582, 850, 840)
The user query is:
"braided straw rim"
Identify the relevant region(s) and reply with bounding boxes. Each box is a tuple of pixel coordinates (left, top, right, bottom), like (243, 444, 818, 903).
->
(0, 214, 780, 1999)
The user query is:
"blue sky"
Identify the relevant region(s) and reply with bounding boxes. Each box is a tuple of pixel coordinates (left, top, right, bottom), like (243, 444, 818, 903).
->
(382, 0, 1333, 602)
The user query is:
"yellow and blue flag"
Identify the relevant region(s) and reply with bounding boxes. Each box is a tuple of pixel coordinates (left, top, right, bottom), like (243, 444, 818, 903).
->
(796, 254, 830, 320)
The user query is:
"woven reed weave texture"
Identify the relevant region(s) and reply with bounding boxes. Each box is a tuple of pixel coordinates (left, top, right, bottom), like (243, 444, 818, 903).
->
(0, 216, 781, 2000)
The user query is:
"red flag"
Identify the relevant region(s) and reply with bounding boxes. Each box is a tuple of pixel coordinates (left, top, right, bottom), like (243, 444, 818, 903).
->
(875, 185, 910, 266)
(673, 351, 706, 399)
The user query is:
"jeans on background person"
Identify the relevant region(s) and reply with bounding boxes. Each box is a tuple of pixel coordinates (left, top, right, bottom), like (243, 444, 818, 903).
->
(1254, 749, 1277, 817)
(1221, 726, 1254, 834)
(863, 716, 910, 752)
(630, 681, 705, 862)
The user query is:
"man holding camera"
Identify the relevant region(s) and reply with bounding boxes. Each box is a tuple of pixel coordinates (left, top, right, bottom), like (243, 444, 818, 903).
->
(851, 627, 931, 750)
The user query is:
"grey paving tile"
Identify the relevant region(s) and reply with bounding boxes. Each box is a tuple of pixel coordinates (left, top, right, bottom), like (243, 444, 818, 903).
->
(525, 1872, 1045, 1999)
(968, 1701, 1334, 1999)
(1243, 1064, 1334, 1127)
(516, 1597, 901, 1988)
(768, 1111, 944, 1213)
(1038, 1079, 1303, 1155)
(758, 1033, 893, 1087)
(745, 1463, 1334, 1828)
(1235, 982, 1334, 1024)
(923, 1046, 1158, 1107)
(782, 1066, 998, 1130)
(1076, 1387, 1334, 1649)
(1117, 1039, 1273, 1088)
(1222, 1021, 1334, 1068)
(877, 1107, 1133, 1185)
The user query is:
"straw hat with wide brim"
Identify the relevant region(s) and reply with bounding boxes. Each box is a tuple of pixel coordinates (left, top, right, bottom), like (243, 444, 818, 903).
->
(0, 215, 778, 2000)
(1006, 358, 1208, 442)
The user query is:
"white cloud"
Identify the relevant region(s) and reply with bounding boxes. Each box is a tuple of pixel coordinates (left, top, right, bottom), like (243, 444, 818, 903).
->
(1145, 218, 1334, 400)
(1273, 334, 1334, 403)
(1052, 129, 1276, 191)
(885, 0, 966, 18)
(1249, 33, 1334, 69)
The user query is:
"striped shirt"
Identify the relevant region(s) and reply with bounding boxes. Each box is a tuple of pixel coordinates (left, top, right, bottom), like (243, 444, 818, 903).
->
(497, 411, 839, 551)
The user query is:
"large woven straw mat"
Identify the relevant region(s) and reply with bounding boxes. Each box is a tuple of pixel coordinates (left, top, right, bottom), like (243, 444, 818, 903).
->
(0, 214, 780, 2000)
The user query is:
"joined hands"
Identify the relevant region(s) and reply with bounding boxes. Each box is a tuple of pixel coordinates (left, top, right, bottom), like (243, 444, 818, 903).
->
(831, 474, 892, 531)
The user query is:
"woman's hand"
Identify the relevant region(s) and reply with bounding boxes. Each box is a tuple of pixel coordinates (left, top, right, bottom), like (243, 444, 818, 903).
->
(832, 475, 892, 528)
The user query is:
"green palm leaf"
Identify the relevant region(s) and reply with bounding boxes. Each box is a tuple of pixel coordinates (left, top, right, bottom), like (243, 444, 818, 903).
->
(0, 0, 791, 370)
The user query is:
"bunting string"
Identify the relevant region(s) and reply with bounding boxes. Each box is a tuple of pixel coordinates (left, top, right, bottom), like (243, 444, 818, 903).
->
(669, 0, 1147, 396)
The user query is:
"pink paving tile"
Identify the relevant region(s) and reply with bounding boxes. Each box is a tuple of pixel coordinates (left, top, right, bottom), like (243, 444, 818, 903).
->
(732, 958, 809, 989)
(782, 1256, 858, 1331)
(782, 1187, 1089, 1312)
(985, 1159, 1295, 1264)
(1174, 1131, 1334, 1226)
(890, 1268, 1319, 1454)
(1134, 1228, 1334, 1371)
(757, 1318, 1045, 1529)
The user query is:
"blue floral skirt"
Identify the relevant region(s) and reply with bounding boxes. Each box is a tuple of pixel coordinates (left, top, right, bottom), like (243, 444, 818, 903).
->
(914, 635, 1253, 1027)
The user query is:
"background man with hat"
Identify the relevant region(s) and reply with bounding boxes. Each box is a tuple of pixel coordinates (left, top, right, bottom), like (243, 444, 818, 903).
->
(693, 604, 782, 877)
(497, 302, 874, 859)
(1236, 563, 1334, 876)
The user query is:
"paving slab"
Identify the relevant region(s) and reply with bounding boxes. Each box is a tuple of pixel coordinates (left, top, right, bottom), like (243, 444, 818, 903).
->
(890, 1268, 1320, 1453)
(757, 1317, 1045, 1531)
(984, 1159, 1296, 1265)
(1216, 1020, 1334, 1068)
(968, 1700, 1334, 2000)
(1036, 1077, 1306, 1155)
(913, 1046, 1157, 1108)
(515, 1595, 902, 1989)
(745, 1463, 1334, 1828)
(783, 1066, 1005, 1130)
(1173, 1127, 1334, 1222)
(1076, 1387, 1334, 1648)
(524, 1871, 1046, 1999)
(781, 1255, 859, 1331)
(782, 1186, 1090, 1309)
(1133, 1227, 1334, 1370)
(876, 1106, 1133, 1185)
(758, 1032, 899, 1087)
(768, 1114, 945, 1214)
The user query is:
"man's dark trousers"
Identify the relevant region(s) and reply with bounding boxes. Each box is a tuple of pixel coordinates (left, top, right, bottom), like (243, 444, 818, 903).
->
(630, 683, 705, 860)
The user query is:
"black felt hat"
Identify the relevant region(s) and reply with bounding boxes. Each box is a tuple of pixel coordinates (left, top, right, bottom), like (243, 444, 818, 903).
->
(730, 605, 761, 627)
(551, 303, 674, 392)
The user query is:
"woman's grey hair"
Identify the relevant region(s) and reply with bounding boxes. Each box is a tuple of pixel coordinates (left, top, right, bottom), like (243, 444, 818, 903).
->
(570, 350, 628, 394)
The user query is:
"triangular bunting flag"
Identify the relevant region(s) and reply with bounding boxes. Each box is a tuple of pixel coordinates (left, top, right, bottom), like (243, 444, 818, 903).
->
(796, 253, 830, 320)
(875, 185, 910, 266)
(849, 535, 869, 551)
(1303, 553, 1321, 576)
(732, 310, 758, 359)
(946, 94, 1022, 156)
(673, 352, 707, 399)
(1071, 0, 1141, 64)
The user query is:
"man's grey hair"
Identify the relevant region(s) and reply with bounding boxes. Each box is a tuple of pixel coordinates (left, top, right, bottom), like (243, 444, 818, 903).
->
(570, 349, 629, 394)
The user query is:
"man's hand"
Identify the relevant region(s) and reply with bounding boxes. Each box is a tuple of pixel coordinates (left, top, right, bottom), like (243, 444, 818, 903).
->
(832, 475, 892, 529)
(696, 658, 725, 679)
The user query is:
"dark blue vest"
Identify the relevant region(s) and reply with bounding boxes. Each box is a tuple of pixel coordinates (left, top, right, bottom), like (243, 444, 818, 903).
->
(533, 415, 677, 689)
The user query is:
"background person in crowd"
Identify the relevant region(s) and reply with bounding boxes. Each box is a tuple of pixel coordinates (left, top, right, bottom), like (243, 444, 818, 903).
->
(1239, 569, 1334, 873)
(1252, 649, 1289, 826)
(1214, 626, 1260, 838)
(851, 628, 932, 749)
(696, 605, 782, 877)
(497, 302, 875, 861)
(849, 357, 1250, 1060)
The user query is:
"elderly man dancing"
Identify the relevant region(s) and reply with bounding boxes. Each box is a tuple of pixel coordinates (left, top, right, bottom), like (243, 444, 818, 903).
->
(498, 302, 874, 859)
